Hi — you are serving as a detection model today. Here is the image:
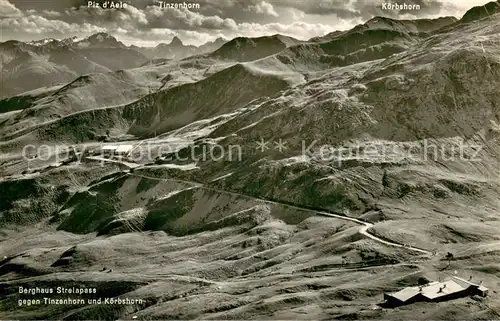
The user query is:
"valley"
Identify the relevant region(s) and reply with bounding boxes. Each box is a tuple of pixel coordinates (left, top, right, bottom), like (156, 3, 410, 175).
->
(1, 1, 500, 319)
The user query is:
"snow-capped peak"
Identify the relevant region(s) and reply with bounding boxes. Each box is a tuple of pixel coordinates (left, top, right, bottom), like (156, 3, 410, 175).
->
(28, 38, 57, 46)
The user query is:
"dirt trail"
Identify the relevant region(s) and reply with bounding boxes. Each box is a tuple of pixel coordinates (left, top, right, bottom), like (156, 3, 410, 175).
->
(128, 172, 432, 255)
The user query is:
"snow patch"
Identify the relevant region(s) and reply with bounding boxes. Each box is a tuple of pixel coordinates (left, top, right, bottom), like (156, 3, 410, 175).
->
(77, 41, 90, 48)
(155, 187, 196, 201)
(149, 163, 199, 171)
(211, 172, 234, 182)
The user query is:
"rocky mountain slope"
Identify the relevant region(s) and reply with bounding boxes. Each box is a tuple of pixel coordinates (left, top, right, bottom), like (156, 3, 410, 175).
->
(460, 0, 500, 22)
(210, 34, 303, 62)
(137, 36, 227, 60)
(1, 2, 500, 320)
(309, 16, 457, 42)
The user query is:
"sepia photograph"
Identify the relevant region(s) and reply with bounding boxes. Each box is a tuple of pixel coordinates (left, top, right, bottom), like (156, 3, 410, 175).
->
(1, 0, 500, 319)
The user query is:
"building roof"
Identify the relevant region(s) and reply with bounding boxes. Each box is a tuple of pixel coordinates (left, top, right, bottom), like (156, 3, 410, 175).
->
(450, 276, 489, 294)
(386, 277, 488, 303)
(116, 145, 133, 153)
(387, 286, 421, 302)
(102, 145, 118, 150)
(478, 285, 489, 293)
(420, 280, 466, 300)
(451, 276, 485, 289)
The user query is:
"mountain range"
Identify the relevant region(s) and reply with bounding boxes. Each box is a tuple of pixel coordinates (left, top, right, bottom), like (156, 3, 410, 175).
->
(1, 1, 500, 320)
(0, 33, 227, 98)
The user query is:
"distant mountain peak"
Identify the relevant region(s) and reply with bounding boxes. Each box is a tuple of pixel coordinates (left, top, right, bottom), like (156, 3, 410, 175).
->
(87, 32, 114, 42)
(60, 36, 83, 45)
(209, 37, 228, 45)
(77, 32, 125, 48)
(211, 34, 293, 62)
(28, 38, 57, 46)
(170, 36, 183, 46)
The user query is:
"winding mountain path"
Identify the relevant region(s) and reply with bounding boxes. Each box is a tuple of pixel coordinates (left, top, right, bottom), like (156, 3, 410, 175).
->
(128, 172, 432, 255)
(81, 154, 432, 255)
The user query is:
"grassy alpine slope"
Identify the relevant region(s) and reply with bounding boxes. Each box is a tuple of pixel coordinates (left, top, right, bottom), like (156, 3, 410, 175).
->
(1, 3, 500, 320)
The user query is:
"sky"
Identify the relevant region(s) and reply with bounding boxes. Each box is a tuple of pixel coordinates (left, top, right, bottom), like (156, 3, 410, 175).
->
(0, 0, 494, 46)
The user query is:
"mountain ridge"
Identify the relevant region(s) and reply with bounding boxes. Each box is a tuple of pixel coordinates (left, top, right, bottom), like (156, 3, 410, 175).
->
(2, 3, 500, 319)
(460, 0, 500, 22)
